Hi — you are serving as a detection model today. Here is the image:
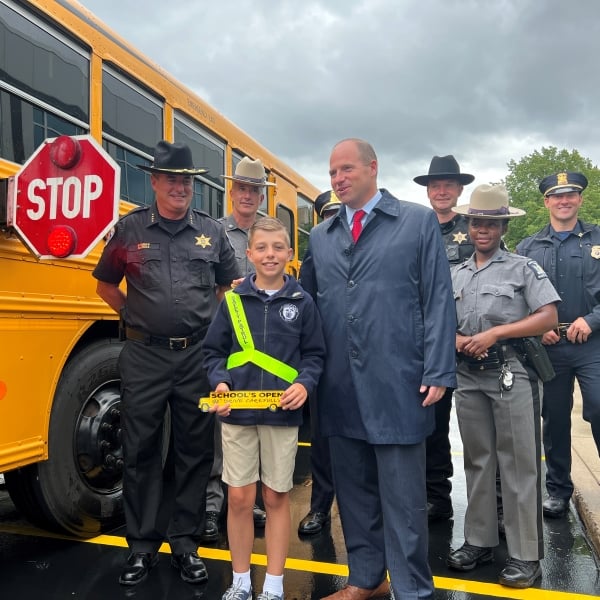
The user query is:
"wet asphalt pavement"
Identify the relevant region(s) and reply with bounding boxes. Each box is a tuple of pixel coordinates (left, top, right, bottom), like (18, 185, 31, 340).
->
(0, 413, 599, 600)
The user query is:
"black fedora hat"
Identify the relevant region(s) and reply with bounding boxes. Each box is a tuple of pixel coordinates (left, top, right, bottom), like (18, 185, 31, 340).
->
(138, 140, 208, 175)
(413, 155, 474, 186)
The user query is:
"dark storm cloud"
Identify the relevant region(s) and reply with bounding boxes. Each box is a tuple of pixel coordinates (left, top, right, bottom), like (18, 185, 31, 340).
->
(78, 0, 600, 198)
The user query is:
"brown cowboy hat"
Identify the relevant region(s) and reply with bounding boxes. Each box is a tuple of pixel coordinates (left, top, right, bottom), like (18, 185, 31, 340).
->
(413, 155, 474, 186)
(137, 140, 208, 175)
(453, 184, 525, 219)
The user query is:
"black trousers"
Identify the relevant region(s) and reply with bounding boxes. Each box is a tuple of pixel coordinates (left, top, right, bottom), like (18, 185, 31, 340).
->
(119, 341, 214, 555)
(308, 394, 335, 514)
(543, 336, 600, 499)
(425, 387, 453, 507)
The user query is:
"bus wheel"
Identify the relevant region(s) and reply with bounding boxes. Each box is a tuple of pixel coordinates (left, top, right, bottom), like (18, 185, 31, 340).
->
(7, 339, 125, 536)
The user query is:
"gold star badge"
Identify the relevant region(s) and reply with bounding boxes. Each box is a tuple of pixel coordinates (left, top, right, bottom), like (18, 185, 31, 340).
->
(195, 234, 211, 248)
(453, 232, 468, 244)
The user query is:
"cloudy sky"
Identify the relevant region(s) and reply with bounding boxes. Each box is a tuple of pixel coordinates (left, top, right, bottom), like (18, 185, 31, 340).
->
(77, 0, 599, 205)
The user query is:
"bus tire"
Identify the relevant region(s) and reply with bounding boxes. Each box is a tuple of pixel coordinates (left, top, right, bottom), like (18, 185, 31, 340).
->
(8, 339, 125, 536)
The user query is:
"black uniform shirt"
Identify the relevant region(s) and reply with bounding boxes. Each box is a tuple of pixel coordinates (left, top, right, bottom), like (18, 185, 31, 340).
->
(440, 214, 474, 265)
(93, 204, 240, 337)
(550, 223, 587, 323)
(516, 220, 600, 328)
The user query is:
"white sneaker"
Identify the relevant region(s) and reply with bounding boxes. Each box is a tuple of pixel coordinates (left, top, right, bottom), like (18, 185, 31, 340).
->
(222, 582, 252, 600)
(256, 593, 284, 600)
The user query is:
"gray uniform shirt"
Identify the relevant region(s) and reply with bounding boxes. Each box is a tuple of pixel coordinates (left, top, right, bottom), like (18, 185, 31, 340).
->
(219, 214, 255, 275)
(452, 249, 561, 335)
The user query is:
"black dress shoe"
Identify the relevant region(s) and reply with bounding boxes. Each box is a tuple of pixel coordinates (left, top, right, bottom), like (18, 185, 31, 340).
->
(498, 558, 542, 588)
(171, 551, 208, 583)
(253, 504, 266, 528)
(298, 511, 331, 535)
(201, 511, 220, 542)
(119, 552, 158, 586)
(447, 543, 493, 571)
(427, 502, 453, 522)
(542, 496, 569, 519)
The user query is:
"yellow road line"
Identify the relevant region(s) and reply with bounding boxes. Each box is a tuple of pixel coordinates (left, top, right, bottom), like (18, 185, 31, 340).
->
(0, 523, 594, 599)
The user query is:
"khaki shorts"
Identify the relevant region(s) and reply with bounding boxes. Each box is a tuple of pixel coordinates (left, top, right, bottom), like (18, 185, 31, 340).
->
(221, 423, 299, 492)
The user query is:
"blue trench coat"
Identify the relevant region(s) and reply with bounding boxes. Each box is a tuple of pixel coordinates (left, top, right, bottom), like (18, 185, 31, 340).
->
(300, 189, 457, 444)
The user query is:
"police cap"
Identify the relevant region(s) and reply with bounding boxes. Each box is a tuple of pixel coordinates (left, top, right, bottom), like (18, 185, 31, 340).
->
(315, 190, 341, 218)
(539, 171, 588, 196)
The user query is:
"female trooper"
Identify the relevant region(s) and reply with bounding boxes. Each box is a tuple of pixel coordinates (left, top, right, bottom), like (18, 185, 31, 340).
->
(446, 184, 560, 589)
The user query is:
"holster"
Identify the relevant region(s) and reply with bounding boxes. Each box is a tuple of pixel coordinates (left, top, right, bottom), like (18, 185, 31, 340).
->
(518, 336, 556, 382)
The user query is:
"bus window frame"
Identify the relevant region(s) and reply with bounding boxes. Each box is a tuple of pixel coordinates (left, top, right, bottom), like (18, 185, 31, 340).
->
(102, 64, 164, 156)
(1, 0, 91, 122)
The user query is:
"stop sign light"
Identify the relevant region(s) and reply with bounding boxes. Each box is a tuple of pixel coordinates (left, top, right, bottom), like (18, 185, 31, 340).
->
(8, 135, 121, 259)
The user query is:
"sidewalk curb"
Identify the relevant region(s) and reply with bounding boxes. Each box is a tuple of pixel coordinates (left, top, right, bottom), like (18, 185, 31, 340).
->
(571, 406, 600, 559)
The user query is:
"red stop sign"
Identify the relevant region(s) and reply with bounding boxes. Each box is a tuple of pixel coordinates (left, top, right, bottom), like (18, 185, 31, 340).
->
(10, 135, 121, 259)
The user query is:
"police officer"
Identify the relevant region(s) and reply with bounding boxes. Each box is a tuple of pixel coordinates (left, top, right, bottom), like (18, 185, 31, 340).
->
(314, 189, 342, 220)
(517, 171, 600, 519)
(447, 184, 559, 589)
(413, 155, 474, 521)
(93, 141, 240, 586)
(202, 158, 273, 542)
(297, 190, 341, 536)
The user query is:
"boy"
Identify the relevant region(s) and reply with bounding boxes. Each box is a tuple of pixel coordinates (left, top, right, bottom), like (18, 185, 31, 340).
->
(202, 216, 326, 600)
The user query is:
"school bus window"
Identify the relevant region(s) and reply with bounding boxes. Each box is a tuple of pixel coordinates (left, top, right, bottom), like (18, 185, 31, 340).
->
(174, 115, 225, 188)
(0, 2, 89, 122)
(0, 0, 320, 538)
(231, 153, 268, 214)
(102, 67, 162, 157)
(0, 91, 85, 164)
(276, 204, 295, 256)
(297, 193, 313, 261)
(190, 178, 224, 217)
(103, 139, 154, 206)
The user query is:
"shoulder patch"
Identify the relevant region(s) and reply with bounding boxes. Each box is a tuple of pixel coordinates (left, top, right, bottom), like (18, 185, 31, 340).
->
(527, 260, 548, 280)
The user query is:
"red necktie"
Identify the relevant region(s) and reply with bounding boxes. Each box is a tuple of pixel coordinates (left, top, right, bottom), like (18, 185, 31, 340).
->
(352, 209, 366, 242)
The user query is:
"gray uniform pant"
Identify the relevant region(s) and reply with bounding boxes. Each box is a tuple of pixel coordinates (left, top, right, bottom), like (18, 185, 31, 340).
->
(455, 353, 544, 561)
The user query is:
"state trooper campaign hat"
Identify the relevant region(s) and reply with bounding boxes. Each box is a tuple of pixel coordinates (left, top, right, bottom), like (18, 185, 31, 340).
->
(539, 171, 588, 196)
(413, 155, 475, 186)
(314, 190, 341, 218)
(453, 184, 525, 219)
(223, 157, 276, 187)
(138, 140, 208, 175)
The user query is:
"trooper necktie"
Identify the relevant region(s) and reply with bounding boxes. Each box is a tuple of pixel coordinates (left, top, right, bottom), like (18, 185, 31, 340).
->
(352, 209, 366, 242)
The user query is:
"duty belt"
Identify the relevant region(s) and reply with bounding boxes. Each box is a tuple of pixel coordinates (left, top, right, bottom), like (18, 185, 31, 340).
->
(125, 326, 207, 350)
(459, 345, 504, 370)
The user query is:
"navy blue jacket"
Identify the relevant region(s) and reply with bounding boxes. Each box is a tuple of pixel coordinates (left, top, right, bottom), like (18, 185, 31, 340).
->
(301, 189, 457, 444)
(202, 274, 326, 426)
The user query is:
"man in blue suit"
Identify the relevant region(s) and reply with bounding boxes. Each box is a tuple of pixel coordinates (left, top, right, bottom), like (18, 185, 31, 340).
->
(301, 139, 456, 600)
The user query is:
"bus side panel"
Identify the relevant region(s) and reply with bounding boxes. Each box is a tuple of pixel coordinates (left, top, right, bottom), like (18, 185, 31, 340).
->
(0, 237, 114, 472)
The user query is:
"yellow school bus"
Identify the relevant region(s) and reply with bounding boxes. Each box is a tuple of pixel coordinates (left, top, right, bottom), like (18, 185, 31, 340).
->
(0, 0, 318, 536)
